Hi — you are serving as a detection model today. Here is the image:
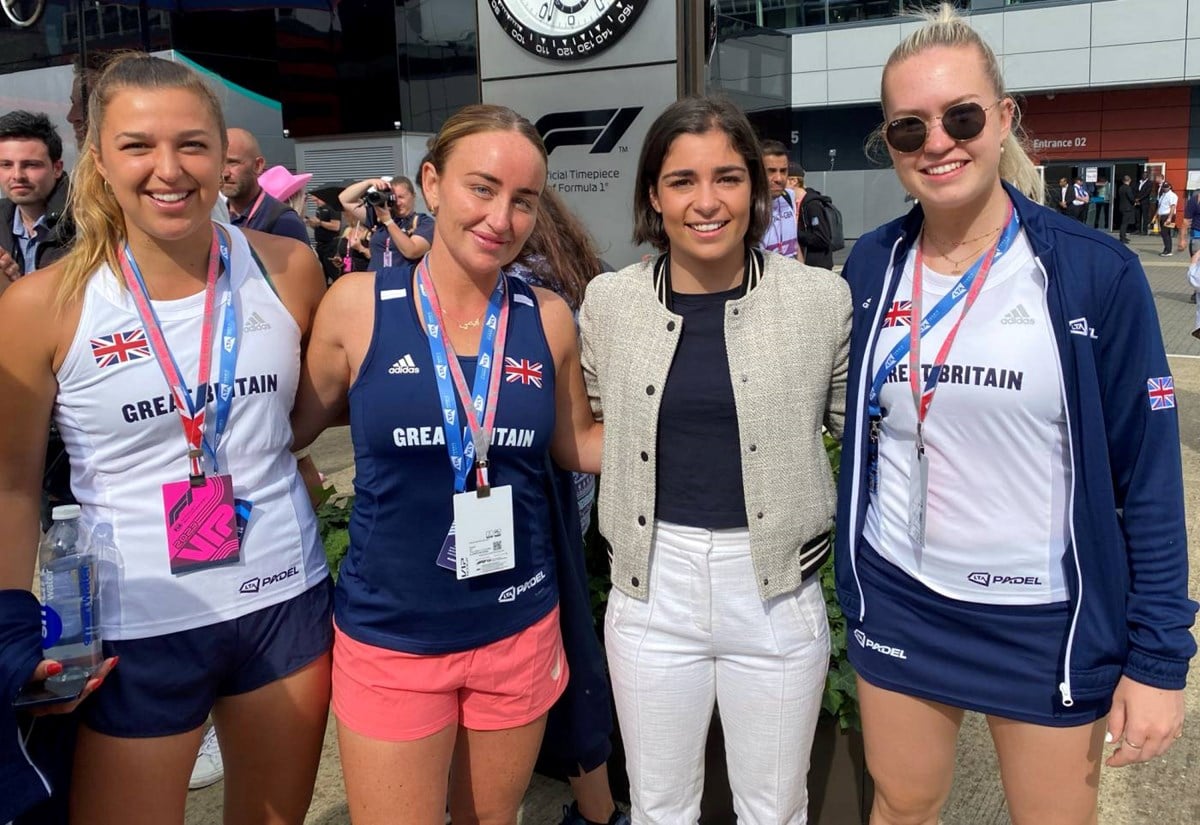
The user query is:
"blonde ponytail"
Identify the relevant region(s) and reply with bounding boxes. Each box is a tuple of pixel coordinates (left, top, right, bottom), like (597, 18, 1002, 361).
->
(58, 136, 126, 307)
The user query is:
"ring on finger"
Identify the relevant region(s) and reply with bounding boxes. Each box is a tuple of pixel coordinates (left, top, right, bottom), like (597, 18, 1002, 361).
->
(1125, 741, 1144, 749)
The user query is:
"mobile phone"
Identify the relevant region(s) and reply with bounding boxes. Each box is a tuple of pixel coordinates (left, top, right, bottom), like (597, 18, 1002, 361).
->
(12, 675, 87, 710)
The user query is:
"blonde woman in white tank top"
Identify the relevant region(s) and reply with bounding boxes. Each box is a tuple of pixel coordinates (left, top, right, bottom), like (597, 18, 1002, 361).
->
(0, 55, 330, 825)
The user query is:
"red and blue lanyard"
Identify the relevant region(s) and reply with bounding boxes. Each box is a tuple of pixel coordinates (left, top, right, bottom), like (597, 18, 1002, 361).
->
(415, 257, 509, 493)
(868, 205, 1020, 427)
(119, 226, 239, 481)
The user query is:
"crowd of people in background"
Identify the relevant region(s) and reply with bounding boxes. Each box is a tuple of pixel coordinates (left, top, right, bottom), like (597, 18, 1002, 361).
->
(0, 4, 1194, 825)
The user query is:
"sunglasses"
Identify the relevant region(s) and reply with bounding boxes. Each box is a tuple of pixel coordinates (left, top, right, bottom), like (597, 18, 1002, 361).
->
(884, 99, 1003, 154)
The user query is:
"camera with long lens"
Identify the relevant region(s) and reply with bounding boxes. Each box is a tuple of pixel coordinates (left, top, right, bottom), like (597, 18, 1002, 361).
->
(364, 185, 395, 208)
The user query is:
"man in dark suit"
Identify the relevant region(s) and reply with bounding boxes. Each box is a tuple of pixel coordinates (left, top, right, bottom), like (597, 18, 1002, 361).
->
(1056, 177, 1071, 215)
(1117, 175, 1136, 244)
(1135, 172, 1153, 234)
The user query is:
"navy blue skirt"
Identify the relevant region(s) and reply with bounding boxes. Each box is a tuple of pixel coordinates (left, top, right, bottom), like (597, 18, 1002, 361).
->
(847, 542, 1110, 727)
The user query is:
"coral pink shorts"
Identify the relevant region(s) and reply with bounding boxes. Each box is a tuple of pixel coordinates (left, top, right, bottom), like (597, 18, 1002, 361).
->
(331, 607, 568, 741)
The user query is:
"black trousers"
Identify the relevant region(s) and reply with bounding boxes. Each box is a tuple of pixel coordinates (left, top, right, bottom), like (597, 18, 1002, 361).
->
(1119, 210, 1133, 241)
(1161, 222, 1174, 253)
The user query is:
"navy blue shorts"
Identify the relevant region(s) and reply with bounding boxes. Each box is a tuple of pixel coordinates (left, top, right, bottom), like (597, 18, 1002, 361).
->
(83, 578, 333, 738)
(848, 542, 1109, 727)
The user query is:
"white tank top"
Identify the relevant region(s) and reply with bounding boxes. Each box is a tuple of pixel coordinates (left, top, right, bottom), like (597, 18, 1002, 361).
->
(863, 230, 1071, 605)
(54, 225, 326, 640)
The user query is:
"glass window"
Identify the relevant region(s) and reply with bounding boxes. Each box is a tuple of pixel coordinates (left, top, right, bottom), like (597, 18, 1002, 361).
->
(395, 0, 479, 135)
(715, 0, 985, 29)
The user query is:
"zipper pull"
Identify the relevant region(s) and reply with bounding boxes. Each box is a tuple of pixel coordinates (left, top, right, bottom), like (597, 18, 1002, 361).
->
(1058, 681, 1074, 707)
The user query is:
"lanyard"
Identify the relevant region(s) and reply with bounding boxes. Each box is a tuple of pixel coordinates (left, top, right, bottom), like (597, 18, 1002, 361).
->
(415, 257, 510, 493)
(868, 205, 1019, 426)
(120, 226, 239, 481)
(237, 189, 267, 225)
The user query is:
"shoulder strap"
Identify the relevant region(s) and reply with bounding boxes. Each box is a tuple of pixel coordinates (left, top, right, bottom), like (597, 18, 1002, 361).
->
(243, 235, 280, 297)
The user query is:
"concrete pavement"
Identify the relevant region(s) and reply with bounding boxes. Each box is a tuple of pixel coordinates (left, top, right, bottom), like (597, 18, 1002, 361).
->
(186, 230, 1199, 824)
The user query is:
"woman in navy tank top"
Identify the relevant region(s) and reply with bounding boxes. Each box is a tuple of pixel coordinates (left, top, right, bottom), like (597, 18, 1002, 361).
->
(292, 105, 602, 825)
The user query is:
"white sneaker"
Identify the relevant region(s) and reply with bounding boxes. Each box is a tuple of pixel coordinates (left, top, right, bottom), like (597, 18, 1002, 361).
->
(189, 727, 224, 790)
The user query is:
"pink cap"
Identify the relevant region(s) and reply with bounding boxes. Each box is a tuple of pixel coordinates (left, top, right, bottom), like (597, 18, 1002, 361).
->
(258, 165, 313, 202)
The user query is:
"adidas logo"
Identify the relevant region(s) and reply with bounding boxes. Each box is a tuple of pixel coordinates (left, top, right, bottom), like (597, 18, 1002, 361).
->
(243, 311, 271, 333)
(1001, 304, 1035, 326)
(388, 354, 420, 375)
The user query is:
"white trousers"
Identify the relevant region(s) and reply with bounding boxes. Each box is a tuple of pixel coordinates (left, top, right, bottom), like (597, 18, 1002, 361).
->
(606, 520, 830, 825)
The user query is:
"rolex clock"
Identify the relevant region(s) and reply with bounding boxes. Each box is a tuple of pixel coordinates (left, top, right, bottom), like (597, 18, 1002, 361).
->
(488, 0, 650, 61)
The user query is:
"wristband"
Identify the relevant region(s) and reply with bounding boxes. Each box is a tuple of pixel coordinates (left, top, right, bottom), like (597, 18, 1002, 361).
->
(292, 448, 311, 461)
(383, 219, 395, 226)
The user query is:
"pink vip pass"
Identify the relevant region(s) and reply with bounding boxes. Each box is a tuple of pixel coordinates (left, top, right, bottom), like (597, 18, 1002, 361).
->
(162, 473, 240, 575)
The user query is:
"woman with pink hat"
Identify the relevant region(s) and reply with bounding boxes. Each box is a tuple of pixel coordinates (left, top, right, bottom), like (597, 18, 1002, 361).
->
(258, 165, 313, 213)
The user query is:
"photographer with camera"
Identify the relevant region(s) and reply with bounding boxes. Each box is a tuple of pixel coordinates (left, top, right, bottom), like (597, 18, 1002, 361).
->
(338, 175, 433, 272)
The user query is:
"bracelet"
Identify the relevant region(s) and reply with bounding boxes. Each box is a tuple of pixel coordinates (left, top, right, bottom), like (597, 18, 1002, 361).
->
(383, 219, 395, 226)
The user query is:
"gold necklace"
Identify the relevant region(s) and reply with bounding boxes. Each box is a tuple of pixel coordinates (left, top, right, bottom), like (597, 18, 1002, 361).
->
(923, 223, 1003, 255)
(924, 235, 996, 276)
(440, 307, 482, 330)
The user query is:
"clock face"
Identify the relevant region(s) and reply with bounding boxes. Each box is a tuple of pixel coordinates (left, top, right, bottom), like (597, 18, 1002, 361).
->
(488, 0, 649, 62)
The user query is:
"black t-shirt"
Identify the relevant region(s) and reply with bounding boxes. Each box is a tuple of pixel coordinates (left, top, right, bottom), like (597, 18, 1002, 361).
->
(654, 287, 748, 529)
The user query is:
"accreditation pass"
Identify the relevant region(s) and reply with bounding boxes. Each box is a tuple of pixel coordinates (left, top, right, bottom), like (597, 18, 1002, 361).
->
(452, 485, 516, 580)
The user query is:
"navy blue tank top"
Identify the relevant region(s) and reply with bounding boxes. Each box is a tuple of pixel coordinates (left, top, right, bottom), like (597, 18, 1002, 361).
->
(335, 269, 558, 654)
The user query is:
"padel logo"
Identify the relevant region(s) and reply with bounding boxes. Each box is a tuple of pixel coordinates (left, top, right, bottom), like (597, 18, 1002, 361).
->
(853, 629, 907, 659)
(239, 565, 299, 594)
(498, 570, 547, 603)
(968, 571, 1043, 587)
(536, 107, 642, 155)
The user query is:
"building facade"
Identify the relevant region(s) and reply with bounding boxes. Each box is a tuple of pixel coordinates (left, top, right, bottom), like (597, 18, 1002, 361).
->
(4, 0, 1200, 251)
(751, 0, 1200, 236)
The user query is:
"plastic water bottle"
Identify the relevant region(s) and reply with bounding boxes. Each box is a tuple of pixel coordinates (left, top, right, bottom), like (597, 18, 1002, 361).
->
(39, 505, 102, 683)
(90, 523, 122, 627)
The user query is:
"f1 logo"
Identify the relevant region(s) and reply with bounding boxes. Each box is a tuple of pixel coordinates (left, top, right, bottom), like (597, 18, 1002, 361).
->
(536, 107, 642, 155)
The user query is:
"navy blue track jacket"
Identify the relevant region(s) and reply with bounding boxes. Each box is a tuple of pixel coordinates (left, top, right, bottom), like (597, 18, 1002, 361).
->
(835, 182, 1197, 709)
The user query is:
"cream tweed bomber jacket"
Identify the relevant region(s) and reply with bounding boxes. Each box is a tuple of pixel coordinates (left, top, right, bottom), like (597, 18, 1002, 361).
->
(579, 250, 852, 602)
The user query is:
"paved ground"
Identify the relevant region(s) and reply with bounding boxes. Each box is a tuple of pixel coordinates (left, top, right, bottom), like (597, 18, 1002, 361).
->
(186, 230, 1199, 824)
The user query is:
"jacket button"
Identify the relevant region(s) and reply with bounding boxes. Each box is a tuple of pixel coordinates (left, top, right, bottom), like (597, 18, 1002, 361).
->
(667, 321, 676, 331)
(640, 451, 649, 462)
(741, 374, 748, 383)
(732, 307, 740, 316)
(631, 576, 640, 587)
(756, 511, 764, 519)
(637, 515, 646, 526)
(646, 385, 655, 395)
(749, 444, 757, 452)
(763, 577, 769, 586)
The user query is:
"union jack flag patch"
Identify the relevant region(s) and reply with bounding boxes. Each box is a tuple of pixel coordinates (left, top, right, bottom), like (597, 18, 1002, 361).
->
(1147, 376, 1176, 411)
(504, 357, 543, 389)
(91, 328, 150, 368)
(882, 300, 912, 328)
